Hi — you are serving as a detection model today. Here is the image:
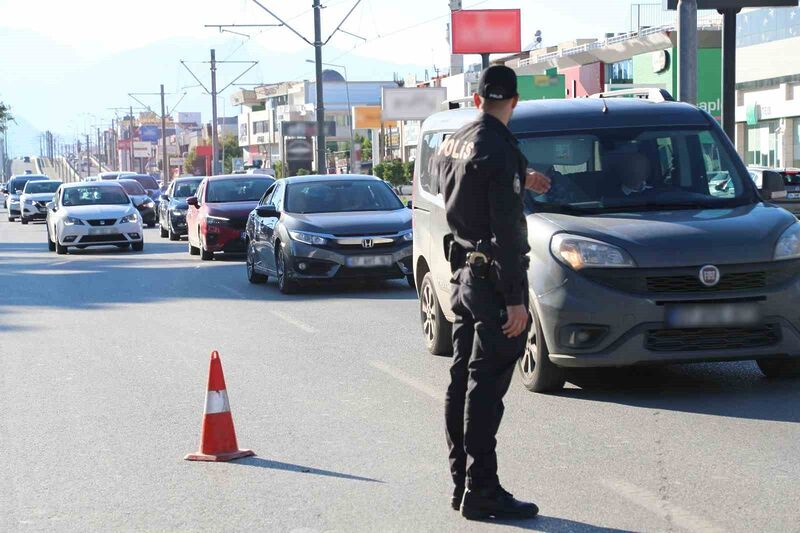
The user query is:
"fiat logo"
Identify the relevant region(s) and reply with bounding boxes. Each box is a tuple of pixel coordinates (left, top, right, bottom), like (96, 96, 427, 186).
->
(699, 265, 720, 287)
(362, 239, 374, 249)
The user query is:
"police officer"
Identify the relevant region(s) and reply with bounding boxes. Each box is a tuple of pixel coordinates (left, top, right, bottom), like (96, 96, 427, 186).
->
(436, 65, 551, 521)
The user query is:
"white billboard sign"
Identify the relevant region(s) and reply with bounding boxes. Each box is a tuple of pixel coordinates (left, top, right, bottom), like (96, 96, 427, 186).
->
(170, 157, 185, 167)
(175, 112, 201, 125)
(381, 87, 448, 121)
(133, 142, 151, 158)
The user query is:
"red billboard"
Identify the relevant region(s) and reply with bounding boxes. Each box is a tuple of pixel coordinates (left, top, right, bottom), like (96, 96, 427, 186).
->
(451, 9, 521, 55)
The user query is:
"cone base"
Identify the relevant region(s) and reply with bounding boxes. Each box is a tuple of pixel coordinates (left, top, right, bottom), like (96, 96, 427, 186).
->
(184, 449, 255, 462)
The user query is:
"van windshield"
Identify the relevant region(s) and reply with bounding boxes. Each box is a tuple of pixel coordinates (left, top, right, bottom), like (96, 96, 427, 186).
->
(521, 127, 758, 214)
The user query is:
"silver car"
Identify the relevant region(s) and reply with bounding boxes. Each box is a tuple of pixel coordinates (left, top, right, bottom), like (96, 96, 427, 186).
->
(412, 98, 800, 392)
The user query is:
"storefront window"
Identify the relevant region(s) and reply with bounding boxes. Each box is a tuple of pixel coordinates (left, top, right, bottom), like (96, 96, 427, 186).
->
(794, 122, 800, 168)
(745, 119, 781, 168)
(609, 59, 633, 85)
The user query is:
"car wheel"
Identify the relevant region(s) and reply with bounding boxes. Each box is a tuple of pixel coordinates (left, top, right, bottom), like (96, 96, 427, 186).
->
(276, 244, 298, 294)
(8, 215, 14, 222)
(55, 231, 68, 255)
(757, 358, 800, 379)
(160, 225, 168, 238)
(419, 273, 453, 356)
(246, 242, 267, 284)
(169, 227, 180, 241)
(132, 241, 144, 252)
(21, 216, 28, 225)
(518, 305, 566, 393)
(188, 233, 200, 255)
(46, 225, 55, 251)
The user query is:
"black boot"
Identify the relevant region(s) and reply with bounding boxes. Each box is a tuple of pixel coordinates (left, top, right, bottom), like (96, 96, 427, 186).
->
(451, 485, 465, 511)
(461, 485, 539, 520)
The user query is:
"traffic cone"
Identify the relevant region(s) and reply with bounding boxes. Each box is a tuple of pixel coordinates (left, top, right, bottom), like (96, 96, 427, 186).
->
(185, 351, 255, 462)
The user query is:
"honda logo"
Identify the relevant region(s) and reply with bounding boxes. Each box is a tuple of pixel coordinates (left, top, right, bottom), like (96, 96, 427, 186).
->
(362, 238, 374, 249)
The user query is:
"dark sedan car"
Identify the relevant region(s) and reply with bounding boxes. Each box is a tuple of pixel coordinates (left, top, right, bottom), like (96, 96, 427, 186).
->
(186, 174, 275, 260)
(117, 174, 162, 215)
(158, 177, 203, 240)
(244, 175, 413, 293)
(118, 179, 157, 227)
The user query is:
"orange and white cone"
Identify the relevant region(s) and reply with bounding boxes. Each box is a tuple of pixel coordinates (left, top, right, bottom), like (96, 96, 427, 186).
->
(185, 351, 255, 462)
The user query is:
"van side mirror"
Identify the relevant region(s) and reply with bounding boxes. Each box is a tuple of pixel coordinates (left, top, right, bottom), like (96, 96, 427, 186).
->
(761, 170, 787, 200)
(256, 206, 279, 218)
(186, 196, 199, 207)
(406, 200, 413, 209)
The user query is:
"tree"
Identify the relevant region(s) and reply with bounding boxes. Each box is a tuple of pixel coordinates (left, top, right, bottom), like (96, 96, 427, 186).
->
(296, 168, 310, 176)
(184, 147, 198, 175)
(353, 133, 372, 160)
(272, 160, 284, 179)
(373, 159, 407, 187)
(221, 134, 241, 174)
(0, 102, 14, 133)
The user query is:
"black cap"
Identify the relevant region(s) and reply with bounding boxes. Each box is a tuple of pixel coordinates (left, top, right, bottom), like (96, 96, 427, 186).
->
(478, 65, 518, 101)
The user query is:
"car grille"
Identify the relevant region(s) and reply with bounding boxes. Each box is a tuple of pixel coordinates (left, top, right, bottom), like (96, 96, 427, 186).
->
(34, 201, 48, 208)
(87, 219, 118, 227)
(645, 324, 781, 352)
(584, 262, 798, 295)
(646, 271, 767, 293)
(79, 234, 126, 243)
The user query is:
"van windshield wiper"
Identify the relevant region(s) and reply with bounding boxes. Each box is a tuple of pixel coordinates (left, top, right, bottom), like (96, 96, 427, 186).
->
(529, 202, 599, 215)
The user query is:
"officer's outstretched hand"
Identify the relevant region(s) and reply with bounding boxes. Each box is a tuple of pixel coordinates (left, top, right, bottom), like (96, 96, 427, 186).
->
(503, 304, 529, 338)
(525, 170, 551, 194)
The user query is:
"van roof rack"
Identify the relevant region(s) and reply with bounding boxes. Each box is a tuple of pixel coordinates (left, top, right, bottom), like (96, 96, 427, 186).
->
(445, 97, 476, 110)
(589, 88, 675, 102)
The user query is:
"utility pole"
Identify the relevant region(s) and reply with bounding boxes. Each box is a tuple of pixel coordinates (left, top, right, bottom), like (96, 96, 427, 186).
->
(210, 50, 219, 175)
(97, 127, 102, 170)
(677, 0, 698, 105)
(160, 84, 170, 182)
(313, 0, 326, 173)
(86, 134, 91, 177)
(129, 106, 135, 172)
(719, 7, 739, 142)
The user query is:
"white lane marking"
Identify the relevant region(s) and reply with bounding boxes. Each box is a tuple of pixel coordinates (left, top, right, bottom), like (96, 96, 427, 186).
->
(205, 390, 231, 414)
(220, 285, 247, 299)
(600, 478, 725, 533)
(49, 260, 70, 267)
(269, 310, 318, 334)
(369, 361, 441, 401)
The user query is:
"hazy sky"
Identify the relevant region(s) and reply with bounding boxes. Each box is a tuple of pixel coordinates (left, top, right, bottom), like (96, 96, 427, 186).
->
(0, 0, 653, 70)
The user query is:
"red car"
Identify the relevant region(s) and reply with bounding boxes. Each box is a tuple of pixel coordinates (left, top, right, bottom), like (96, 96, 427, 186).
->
(186, 174, 275, 260)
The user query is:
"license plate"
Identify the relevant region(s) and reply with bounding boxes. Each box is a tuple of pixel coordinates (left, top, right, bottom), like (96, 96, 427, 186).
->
(345, 255, 393, 268)
(787, 192, 800, 199)
(665, 303, 761, 328)
(88, 227, 117, 235)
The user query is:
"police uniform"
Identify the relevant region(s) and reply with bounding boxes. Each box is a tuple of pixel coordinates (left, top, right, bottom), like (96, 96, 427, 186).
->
(435, 65, 538, 520)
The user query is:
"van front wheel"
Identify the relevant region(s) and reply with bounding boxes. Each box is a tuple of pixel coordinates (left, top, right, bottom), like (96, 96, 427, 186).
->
(419, 273, 452, 356)
(518, 305, 565, 393)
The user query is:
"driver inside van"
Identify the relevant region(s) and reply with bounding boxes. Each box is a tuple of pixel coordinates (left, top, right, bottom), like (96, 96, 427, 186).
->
(620, 152, 654, 196)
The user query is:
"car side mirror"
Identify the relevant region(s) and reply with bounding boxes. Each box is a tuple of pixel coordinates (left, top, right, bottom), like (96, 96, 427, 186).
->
(761, 170, 787, 200)
(46, 201, 55, 211)
(161, 194, 170, 201)
(256, 206, 280, 218)
(186, 196, 199, 207)
(406, 200, 413, 209)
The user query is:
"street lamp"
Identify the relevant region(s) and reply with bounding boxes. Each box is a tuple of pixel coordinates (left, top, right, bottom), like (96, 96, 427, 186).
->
(306, 59, 354, 173)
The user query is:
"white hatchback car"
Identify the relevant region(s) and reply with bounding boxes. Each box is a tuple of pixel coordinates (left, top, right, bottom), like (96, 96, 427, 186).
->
(46, 182, 144, 254)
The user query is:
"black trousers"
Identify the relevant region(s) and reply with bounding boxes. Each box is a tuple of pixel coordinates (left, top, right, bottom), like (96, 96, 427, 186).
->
(445, 267, 529, 490)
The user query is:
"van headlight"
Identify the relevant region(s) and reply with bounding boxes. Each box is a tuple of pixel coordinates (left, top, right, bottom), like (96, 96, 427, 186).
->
(120, 213, 139, 224)
(551, 234, 636, 270)
(289, 230, 328, 246)
(401, 229, 413, 242)
(774, 223, 800, 260)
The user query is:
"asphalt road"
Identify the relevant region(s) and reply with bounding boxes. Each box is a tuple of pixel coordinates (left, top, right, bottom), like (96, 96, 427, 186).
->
(0, 209, 798, 532)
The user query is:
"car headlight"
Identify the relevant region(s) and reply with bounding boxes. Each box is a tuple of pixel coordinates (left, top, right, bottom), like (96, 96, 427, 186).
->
(401, 229, 413, 242)
(774, 223, 800, 261)
(120, 213, 139, 224)
(550, 234, 636, 270)
(289, 230, 329, 246)
(206, 215, 229, 225)
(172, 209, 187, 216)
(142, 199, 154, 208)
(64, 216, 85, 226)
(24, 199, 33, 205)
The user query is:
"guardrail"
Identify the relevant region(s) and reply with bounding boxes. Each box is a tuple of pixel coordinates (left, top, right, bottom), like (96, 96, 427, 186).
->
(59, 157, 82, 183)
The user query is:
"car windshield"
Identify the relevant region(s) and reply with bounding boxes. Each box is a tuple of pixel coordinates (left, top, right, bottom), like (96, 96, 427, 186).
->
(119, 180, 146, 195)
(286, 180, 404, 214)
(128, 175, 159, 189)
(521, 127, 757, 214)
(10, 176, 46, 192)
(24, 181, 61, 194)
(172, 179, 202, 198)
(62, 186, 130, 206)
(206, 178, 273, 203)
